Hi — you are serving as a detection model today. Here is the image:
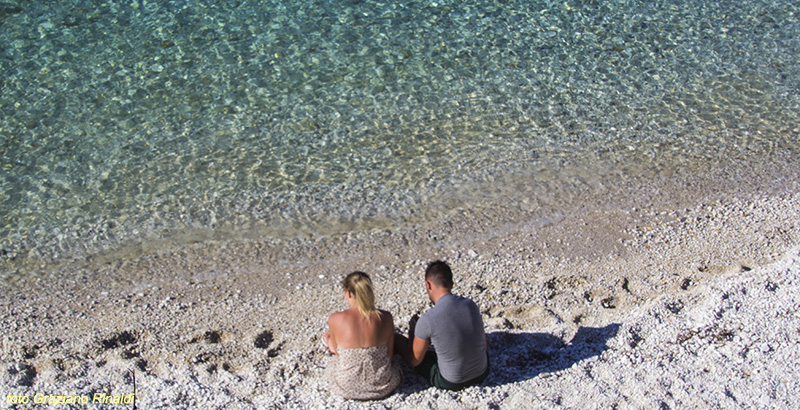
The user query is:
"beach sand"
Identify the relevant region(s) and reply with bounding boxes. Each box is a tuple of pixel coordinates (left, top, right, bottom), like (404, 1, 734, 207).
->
(1, 159, 799, 409)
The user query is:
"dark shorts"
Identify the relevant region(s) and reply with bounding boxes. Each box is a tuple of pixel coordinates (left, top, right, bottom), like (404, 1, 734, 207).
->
(414, 350, 490, 391)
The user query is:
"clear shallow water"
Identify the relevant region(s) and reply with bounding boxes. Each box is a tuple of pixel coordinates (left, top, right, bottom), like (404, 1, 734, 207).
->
(1, 0, 799, 269)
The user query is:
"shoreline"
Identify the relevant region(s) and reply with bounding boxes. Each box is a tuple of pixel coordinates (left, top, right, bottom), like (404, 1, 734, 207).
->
(3, 149, 798, 278)
(2, 159, 799, 408)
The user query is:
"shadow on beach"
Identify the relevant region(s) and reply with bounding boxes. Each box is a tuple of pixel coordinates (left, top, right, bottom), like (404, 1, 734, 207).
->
(484, 323, 621, 386)
(396, 324, 621, 393)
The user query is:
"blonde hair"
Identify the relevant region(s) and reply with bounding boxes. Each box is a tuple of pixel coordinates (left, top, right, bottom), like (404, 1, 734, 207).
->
(342, 271, 377, 320)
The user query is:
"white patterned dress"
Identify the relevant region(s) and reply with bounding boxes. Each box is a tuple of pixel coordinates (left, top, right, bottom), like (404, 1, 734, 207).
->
(326, 344, 402, 400)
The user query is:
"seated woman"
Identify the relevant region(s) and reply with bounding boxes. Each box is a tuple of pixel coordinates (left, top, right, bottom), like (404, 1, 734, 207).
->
(323, 271, 402, 400)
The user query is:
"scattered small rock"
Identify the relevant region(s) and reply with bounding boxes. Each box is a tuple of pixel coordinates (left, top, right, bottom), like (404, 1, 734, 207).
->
(665, 300, 684, 314)
(601, 297, 616, 309)
(621, 277, 630, 293)
(204, 331, 222, 344)
(8, 362, 36, 387)
(101, 331, 136, 349)
(254, 331, 273, 349)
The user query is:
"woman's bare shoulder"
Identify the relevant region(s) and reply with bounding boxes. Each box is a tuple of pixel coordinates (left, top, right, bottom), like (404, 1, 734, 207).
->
(328, 309, 348, 325)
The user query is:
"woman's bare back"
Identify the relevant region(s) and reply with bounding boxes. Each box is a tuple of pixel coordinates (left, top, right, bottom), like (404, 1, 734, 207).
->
(328, 309, 395, 356)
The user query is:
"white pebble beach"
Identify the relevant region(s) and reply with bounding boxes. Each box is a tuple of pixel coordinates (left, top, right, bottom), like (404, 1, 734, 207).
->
(2, 162, 799, 409)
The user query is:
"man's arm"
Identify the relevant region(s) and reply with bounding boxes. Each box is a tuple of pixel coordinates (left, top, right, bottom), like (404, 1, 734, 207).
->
(408, 336, 430, 367)
(396, 314, 431, 367)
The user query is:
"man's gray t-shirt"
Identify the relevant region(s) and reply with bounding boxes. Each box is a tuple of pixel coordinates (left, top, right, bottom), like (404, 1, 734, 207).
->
(415, 293, 488, 383)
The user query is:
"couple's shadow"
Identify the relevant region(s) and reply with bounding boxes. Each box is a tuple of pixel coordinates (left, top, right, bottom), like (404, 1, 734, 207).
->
(483, 323, 621, 386)
(397, 323, 621, 392)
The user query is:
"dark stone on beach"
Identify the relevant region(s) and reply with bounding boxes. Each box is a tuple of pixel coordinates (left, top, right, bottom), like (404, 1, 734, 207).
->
(545, 278, 558, 299)
(628, 327, 644, 348)
(665, 300, 684, 314)
(193, 352, 213, 364)
(8, 362, 36, 386)
(254, 330, 273, 349)
(203, 331, 222, 344)
(102, 330, 137, 349)
(133, 358, 147, 371)
(680, 277, 693, 290)
(601, 297, 616, 309)
(600, 296, 617, 309)
(21, 345, 39, 359)
(267, 342, 284, 358)
(708, 328, 735, 344)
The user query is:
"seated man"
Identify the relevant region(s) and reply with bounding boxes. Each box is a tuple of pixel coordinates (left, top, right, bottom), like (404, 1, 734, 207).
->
(395, 260, 489, 390)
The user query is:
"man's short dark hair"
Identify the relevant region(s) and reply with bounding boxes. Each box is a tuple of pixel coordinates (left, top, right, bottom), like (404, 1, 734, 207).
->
(425, 260, 453, 289)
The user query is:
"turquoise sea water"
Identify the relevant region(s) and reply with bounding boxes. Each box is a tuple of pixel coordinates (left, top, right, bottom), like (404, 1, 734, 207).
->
(1, 0, 798, 270)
